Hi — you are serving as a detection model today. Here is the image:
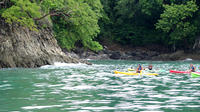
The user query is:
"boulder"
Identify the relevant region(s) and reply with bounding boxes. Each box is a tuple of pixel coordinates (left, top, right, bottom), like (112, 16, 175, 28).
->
(110, 51, 122, 59)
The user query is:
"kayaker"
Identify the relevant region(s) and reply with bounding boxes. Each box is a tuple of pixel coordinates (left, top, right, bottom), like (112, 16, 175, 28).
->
(190, 64, 196, 72)
(136, 64, 143, 73)
(148, 64, 153, 70)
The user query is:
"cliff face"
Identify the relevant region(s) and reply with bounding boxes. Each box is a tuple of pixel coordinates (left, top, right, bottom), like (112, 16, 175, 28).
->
(0, 18, 79, 68)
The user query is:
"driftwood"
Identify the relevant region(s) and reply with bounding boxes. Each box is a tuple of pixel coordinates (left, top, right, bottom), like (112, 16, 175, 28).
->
(0, 0, 5, 4)
(193, 36, 200, 49)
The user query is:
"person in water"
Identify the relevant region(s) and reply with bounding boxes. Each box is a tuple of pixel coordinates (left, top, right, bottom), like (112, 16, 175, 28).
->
(148, 64, 153, 70)
(136, 64, 143, 73)
(190, 64, 196, 72)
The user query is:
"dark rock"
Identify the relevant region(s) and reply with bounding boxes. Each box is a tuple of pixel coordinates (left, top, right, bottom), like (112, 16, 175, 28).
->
(72, 48, 161, 60)
(74, 48, 84, 54)
(131, 52, 137, 56)
(85, 61, 92, 65)
(110, 51, 121, 59)
(147, 51, 159, 57)
(87, 54, 110, 60)
(132, 56, 143, 60)
(102, 49, 110, 54)
(142, 52, 148, 57)
(167, 50, 184, 60)
(152, 50, 184, 61)
(65, 52, 80, 59)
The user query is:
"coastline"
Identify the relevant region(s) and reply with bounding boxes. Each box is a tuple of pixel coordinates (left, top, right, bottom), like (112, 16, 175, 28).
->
(64, 46, 200, 61)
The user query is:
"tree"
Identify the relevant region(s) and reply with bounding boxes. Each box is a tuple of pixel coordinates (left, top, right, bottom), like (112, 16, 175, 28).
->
(0, 0, 103, 51)
(1, 0, 70, 30)
(1, 0, 41, 30)
(156, 0, 198, 50)
(52, 0, 103, 51)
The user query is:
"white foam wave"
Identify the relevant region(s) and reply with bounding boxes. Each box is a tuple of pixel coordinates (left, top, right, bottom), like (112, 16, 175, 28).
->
(81, 106, 115, 110)
(53, 62, 85, 66)
(40, 62, 87, 69)
(61, 85, 96, 90)
(183, 58, 193, 61)
(22, 105, 63, 110)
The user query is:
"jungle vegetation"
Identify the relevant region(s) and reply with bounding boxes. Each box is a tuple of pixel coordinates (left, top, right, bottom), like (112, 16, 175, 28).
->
(0, 0, 200, 51)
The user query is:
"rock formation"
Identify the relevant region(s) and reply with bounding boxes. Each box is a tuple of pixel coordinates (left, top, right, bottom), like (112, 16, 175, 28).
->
(0, 18, 79, 68)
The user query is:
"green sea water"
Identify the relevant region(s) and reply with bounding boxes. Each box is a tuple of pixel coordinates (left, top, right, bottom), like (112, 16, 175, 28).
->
(0, 60, 200, 112)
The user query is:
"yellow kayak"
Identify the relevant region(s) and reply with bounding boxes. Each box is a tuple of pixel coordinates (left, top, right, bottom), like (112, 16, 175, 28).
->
(114, 71, 158, 76)
(128, 68, 135, 71)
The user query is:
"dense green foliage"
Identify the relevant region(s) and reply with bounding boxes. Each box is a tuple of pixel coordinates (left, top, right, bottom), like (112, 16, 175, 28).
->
(1, 0, 200, 51)
(52, 0, 103, 51)
(99, 0, 200, 50)
(99, 0, 164, 46)
(1, 0, 41, 30)
(156, 0, 198, 49)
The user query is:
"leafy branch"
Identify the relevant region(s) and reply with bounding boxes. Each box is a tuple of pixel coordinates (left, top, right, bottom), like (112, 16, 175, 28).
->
(34, 9, 72, 21)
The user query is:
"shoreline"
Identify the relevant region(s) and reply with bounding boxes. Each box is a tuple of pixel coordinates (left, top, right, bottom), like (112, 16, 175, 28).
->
(65, 49, 200, 61)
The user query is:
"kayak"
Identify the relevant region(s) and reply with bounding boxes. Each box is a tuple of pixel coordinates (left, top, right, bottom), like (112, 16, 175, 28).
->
(114, 71, 141, 75)
(129, 68, 165, 73)
(170, 70, 190, 74)
(128, 68, 135, 71)
(170, 70, 200, 74)
(191, 72, 200, 78)
(114, 71, 158, 76)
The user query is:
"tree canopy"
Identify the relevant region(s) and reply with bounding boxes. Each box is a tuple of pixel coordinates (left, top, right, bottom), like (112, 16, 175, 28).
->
(99, 0, 200, 50)
(156, 0, 198, 49)
(52, 0, 103, 51)
(1, 0, 200, 51)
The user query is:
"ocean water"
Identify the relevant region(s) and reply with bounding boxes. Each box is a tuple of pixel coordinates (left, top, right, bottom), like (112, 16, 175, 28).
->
(0, 60, 200, 112)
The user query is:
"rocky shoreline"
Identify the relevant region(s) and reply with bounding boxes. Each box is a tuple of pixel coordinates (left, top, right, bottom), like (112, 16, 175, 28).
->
(65, 48, 200, 61)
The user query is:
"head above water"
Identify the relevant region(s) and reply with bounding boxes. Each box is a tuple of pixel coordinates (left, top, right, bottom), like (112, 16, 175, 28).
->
(148, 64, 153, 69)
